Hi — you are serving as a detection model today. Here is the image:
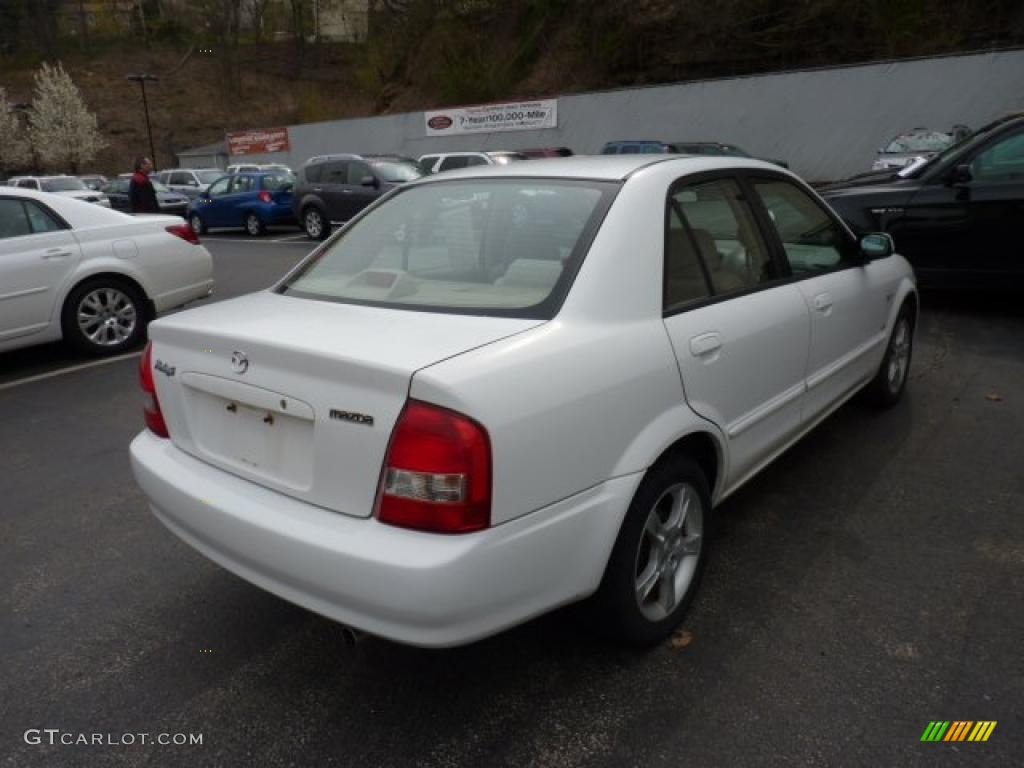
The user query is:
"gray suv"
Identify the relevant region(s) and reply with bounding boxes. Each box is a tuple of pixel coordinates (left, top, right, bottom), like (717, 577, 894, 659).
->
(293, 154, 423, 240)
(155, 168, 226, 199)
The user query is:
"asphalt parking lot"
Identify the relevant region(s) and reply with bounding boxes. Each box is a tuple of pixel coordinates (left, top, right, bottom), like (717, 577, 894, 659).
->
(1, 237, 1022, 767)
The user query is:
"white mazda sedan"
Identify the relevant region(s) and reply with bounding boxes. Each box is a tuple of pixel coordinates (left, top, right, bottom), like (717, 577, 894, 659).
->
(0, 188, 213, 356)
(130, 156, 916, 647)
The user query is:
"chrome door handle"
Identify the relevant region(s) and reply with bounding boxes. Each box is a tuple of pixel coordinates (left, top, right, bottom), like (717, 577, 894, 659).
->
(813, 293, 833, 313)
(41, 248, 73, 259)
(313, 188, 323, 192)
(341, 189, 353, 194)
(689, 332, 722, 357)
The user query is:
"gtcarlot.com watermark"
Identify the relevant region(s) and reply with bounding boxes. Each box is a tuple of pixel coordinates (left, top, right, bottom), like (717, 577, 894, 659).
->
(24, 729, 202, 747)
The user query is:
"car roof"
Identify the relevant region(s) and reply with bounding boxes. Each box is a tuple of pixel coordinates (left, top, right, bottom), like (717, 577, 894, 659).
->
(409, 154, 781, 183)
(0, 185, 131, 225)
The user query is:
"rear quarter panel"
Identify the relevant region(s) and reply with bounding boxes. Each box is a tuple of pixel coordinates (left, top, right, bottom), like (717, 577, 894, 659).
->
(411, 319, 692, 526)
(55, 221, 213, 319)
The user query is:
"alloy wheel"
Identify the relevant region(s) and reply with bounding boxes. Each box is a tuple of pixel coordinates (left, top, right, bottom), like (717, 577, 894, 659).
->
(305, 209, 323, 238)
(887, 317, 912, 394)
(77, 287, 137, 347)
(246, 213, 261, 236)
(634, 482, 704, 622)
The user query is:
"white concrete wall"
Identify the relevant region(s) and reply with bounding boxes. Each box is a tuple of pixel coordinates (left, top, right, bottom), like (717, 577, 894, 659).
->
(226, 48, 1024, 181)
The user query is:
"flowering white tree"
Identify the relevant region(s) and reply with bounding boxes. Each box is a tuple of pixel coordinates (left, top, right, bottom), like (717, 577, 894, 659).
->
(0, 87, 31, 172)
(29, 62, 106, 173)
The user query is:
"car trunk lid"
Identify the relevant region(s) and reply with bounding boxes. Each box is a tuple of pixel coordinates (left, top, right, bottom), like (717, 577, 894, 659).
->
(148, 291, 542, 517)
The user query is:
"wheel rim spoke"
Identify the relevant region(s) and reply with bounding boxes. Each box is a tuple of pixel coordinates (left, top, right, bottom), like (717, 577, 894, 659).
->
(635, 559, 660, 602)
(657, 565, 676, 614)
(678, 533, 702, 556)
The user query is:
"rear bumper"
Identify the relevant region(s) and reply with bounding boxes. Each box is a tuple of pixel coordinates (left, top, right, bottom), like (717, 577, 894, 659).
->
(130, 430, 637, 647)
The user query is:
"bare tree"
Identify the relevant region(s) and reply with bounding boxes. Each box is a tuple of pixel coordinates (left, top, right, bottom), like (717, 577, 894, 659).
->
(28, 62, 107, 174)
(0, 88, 31, 172)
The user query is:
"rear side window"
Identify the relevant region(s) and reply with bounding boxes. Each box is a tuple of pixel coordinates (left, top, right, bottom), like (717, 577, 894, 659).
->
(281, 180, 616, 318)
(24, 201, 63, 233)
(0, 199, 32, 239)
(667, 178, 774, 303)
(752, 179, 852, 273)
(347, 161, 372, 184)
(229, 176, 255, 194)
(438, 156, 470, 171)
(322, 161, 349, 184)
(304, 163, 323, 183)
(261, 172, 295, 190)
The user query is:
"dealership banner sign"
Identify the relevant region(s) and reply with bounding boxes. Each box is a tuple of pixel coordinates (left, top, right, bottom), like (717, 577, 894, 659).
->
(227, 127, 291, 156)
(424, 99, 558, 136)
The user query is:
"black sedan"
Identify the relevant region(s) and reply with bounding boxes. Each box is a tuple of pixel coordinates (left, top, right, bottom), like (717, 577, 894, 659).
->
(822, 114, 1024, 291)
(101, 178, 190, 218)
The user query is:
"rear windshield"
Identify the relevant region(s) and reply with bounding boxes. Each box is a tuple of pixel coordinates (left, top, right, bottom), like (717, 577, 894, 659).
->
(489, 153, 527, 164)
(279, 179, 617, 318)
(370, 161, 424, 183)
(42, 177, 87, 192)
(261, 171, 295, 190)
(884, 132, 953, 153)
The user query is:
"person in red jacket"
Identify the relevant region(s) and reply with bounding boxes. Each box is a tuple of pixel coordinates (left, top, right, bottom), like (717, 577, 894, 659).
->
(129, 156, 159, 213)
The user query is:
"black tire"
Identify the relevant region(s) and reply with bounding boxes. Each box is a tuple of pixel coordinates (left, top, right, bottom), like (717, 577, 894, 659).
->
(594, 455, 711, 647)
(864, 303, 914, 408)
(303, 206, 330, 240)
(244, 211, 266, 237)
(189, 212, 207, 235)
(61, 278, 149, 356)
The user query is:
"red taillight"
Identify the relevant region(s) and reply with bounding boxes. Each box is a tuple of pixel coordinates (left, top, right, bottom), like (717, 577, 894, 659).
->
(376, 400, 491, 533)
(140, 341, 169, 438)
(259, 190, 273, 203)
(165, 223, 200, 245)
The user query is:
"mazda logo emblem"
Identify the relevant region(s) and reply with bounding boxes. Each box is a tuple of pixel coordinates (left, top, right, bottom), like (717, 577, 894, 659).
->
(230, 351, 249, 374)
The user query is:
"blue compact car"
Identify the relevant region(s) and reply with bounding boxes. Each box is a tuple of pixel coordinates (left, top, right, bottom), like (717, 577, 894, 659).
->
(187, 171, 297, 236)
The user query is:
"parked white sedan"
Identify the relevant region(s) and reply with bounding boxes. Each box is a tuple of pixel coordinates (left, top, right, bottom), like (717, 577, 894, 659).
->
(130, 156, 916, 648)
(0, 188, 213, 356)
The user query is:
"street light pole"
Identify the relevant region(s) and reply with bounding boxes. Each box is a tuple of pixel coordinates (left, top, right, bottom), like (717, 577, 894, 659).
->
(126, 73, 159, 170)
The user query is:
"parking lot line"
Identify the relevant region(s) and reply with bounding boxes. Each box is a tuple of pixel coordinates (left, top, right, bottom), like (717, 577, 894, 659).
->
(0, 351, 143, 391)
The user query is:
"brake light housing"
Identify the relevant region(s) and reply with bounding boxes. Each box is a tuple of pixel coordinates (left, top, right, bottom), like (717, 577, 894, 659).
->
(140, 341, 169, 438)
(165, 223, 200, 245)
(258, 190, 273, 203)
(376, 400, 491, 533)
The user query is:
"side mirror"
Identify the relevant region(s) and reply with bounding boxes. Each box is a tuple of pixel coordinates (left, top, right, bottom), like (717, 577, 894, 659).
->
(945, 164, 972, 185)
(860, 233, 894, 261)
(360, 175, 378, 188)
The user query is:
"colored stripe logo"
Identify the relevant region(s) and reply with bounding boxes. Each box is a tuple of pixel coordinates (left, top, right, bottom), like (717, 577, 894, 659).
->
(921, 721, 996, 742)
